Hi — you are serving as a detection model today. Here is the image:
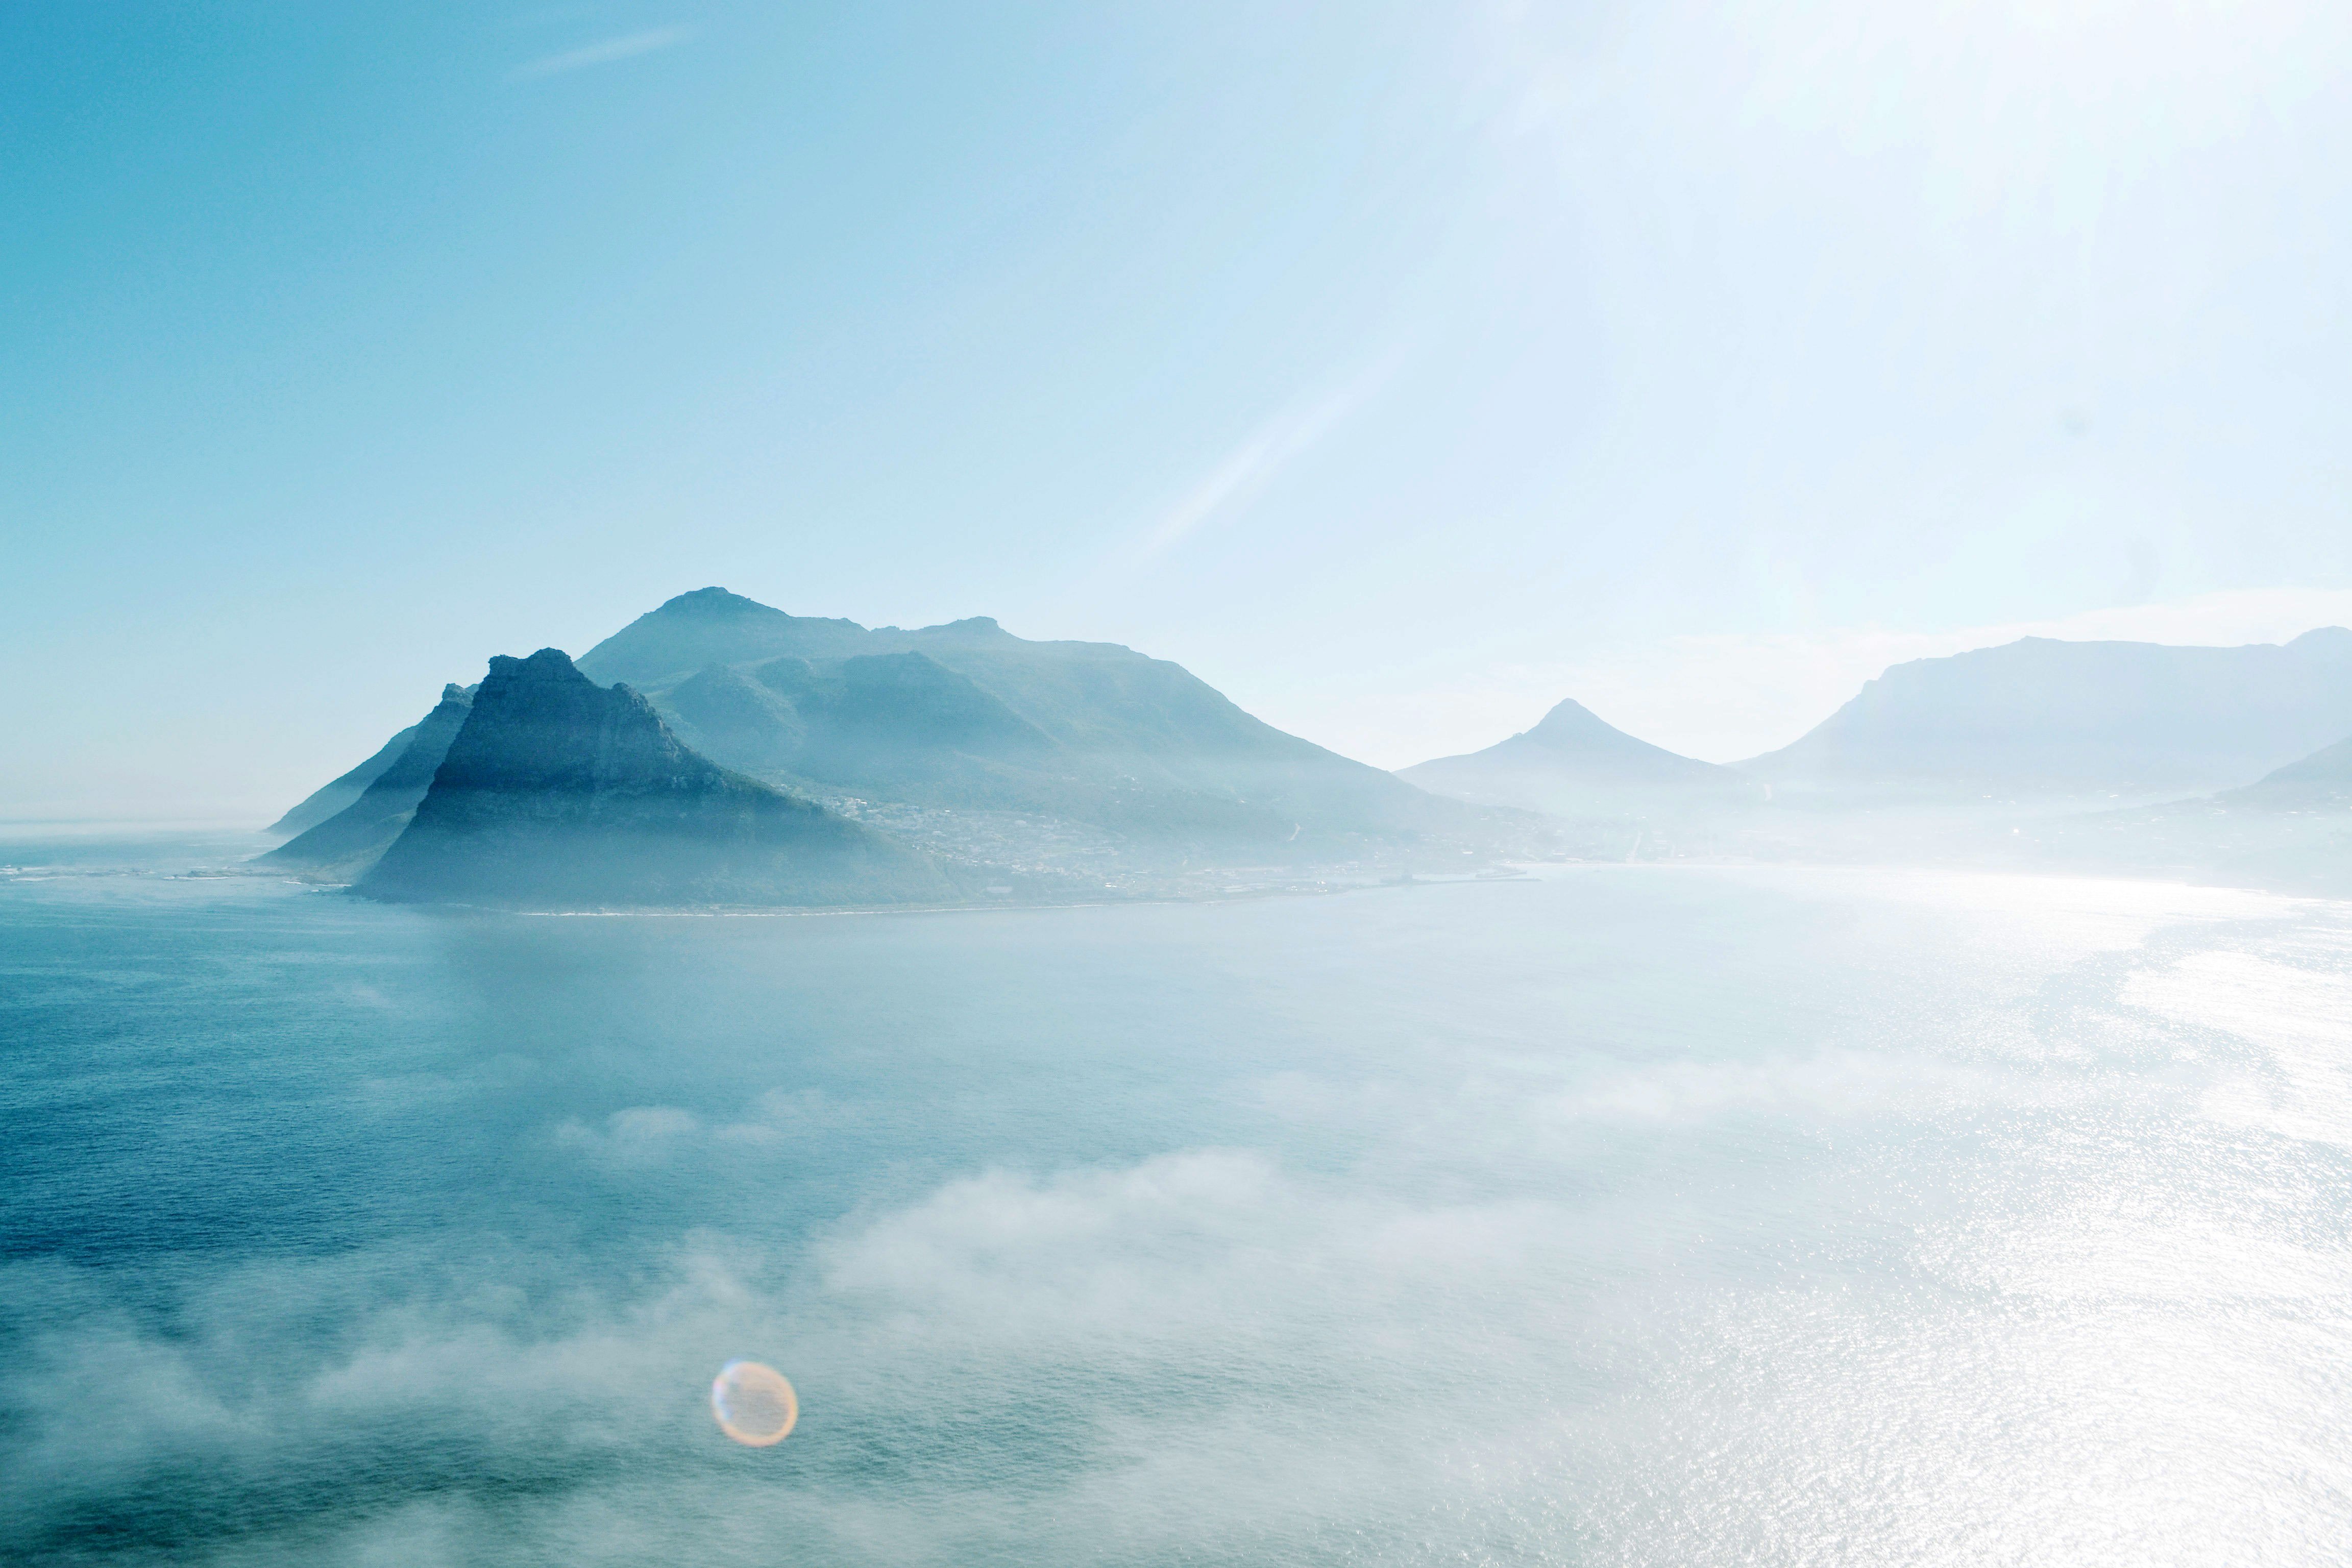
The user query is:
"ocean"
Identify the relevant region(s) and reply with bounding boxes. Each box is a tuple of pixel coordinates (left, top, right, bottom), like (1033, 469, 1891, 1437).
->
(4, 838, 2348, 1564)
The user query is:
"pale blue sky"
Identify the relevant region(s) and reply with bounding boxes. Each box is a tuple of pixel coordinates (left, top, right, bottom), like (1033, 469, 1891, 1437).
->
(6, 1, 2349, 818)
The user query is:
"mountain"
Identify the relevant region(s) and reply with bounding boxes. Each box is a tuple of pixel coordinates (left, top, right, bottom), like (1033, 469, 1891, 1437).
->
(1741, 629, 2352, 796)
(2216, 733, 2352, 811)
(2007, 729, 2352, 900)
(259, 684, 475, 878)
(660, 654, 1077, 817)
(669, 651, 1059, 783)
(265, 720, 422, 836)
(1400, 699, 1755, 817)
(356, 649, 953, 909)
(576, 586, 875, 685)
(576, 587, 1463, 850)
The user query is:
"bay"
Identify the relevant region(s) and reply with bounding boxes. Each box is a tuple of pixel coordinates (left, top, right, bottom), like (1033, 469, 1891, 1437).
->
(4, 841, 2348, 1564)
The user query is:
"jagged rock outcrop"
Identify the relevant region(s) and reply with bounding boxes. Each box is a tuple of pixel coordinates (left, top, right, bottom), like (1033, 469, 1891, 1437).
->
(261, 684, 476, 877)
(356, 649, 953, 908)
(1400, 699, 1756, 819)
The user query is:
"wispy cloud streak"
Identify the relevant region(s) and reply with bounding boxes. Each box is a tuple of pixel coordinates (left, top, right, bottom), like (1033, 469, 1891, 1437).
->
(1139, 356, 1399, 558)
(510, 26, 693, 82)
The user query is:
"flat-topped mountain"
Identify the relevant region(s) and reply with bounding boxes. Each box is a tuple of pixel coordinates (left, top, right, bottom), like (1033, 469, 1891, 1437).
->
(2217, 733, 2352, 811)
(579, 587, 1460, 849)
(356, 649, 951, 909)
(261, 683, 475, 877)
(1742, 629, 2352, 796)
(1400, 699, 1755, 818)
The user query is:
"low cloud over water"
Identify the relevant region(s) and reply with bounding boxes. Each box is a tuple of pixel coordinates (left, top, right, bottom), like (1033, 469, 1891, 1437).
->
(5, 869, 2348, 1563)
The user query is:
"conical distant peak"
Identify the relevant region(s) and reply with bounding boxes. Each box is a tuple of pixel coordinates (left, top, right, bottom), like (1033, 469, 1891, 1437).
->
(1524, 699, 1620, 745)
(1502, 696, 1728, 774)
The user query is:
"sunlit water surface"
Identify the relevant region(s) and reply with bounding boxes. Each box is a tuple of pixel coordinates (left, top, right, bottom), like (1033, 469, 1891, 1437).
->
(4, 843, 2348, 1564)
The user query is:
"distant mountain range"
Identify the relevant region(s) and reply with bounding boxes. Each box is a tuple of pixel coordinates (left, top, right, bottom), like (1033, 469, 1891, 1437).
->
(1399, 699, 1756, 818)
(262, 596, 2352, 905)
(264, 588, 1524, 906)
(1739, 629, 2352, 796)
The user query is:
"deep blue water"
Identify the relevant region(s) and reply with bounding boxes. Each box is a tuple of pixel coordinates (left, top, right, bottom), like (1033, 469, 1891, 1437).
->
(4, 840, 2349, 1564)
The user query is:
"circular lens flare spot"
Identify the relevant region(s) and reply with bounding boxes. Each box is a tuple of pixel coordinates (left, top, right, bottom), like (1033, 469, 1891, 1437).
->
(712, 1360, 799, 1447)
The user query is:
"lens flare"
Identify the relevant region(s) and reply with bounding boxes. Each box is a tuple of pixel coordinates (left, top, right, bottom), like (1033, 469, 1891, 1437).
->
(710, 1359, 799, 1447)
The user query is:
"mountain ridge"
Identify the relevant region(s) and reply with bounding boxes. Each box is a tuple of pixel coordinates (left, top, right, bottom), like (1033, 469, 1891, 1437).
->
(1741, 629, 2352, 795)
(261, 683, 476, 877)
(266, 721, 422, 837)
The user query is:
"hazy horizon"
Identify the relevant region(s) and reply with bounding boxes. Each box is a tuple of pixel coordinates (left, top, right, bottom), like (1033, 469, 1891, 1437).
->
(7, 587, 2352, 826)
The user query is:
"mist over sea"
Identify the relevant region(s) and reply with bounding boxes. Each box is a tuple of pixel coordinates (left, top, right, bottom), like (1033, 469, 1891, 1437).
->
(5, 842, 2349, 1565)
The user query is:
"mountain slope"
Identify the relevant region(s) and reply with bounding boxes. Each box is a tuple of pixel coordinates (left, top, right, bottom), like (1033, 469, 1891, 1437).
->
(357, 649, 952, 908)
(578, 587, 1459, 847)
(261, 684, 474, 876)
(1741, 629, 2352, 794)
(1401, 699, 1755, 817)
(661, 654, 1076, 814)
(2217, 733, 2352, 811)
(265, 721, 421, 836)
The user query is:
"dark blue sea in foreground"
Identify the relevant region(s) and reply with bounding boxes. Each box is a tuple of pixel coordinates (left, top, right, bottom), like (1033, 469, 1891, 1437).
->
(4, 835, 2349, 1564)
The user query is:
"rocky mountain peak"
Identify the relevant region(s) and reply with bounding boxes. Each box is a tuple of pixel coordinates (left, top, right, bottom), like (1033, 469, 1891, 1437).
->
(1524, 699, 1620, 746)
(357, 647, 950, 908)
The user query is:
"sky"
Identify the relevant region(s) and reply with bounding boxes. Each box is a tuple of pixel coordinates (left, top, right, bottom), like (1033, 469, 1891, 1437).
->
(5, 0, 2349, 820)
